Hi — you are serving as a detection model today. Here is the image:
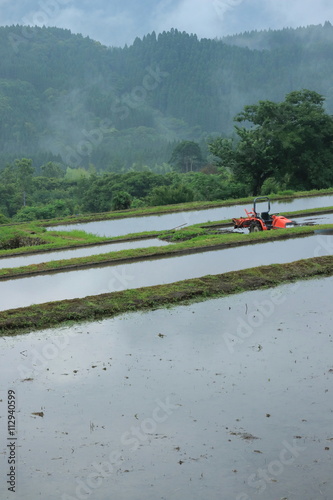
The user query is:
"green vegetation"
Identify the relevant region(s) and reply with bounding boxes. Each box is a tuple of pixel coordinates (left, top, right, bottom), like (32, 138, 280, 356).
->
(0, 165, 251, 220)
(1, 255, 333, 336)
(280, 206, 333, 217)
(0, 198, 332, 259)
(0, 224, 113, 255)
(0, 223, 332, 280)
(209, 90, 333, 194)
(1, 23, 333, 335)
(2, 23, 333, 221)
(2, 24, 333, 173)
(169, 141, 204, 173)
(3, 185, 330, 229)
(160, 227, 208, 241)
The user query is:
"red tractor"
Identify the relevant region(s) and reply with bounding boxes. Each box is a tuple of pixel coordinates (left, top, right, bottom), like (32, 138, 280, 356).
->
(233, 197, 294, 232)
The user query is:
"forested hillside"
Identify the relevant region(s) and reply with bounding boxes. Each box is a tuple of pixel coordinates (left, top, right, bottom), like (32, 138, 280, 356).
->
(1, 23, 333, 171)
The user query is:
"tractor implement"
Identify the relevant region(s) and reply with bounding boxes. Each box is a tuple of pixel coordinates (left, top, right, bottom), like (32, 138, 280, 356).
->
(232, 197, 294, 232)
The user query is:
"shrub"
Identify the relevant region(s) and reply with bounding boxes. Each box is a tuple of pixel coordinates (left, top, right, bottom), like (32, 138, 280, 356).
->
(111, 191, 132, 211)
(0, 213, 10, 224)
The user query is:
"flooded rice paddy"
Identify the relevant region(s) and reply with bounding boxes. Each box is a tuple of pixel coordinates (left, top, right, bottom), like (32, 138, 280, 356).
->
(0, 238, 169, 270)
(2, 214, 332, 272)
(294, 212, 333, 226)
(50, 195, 333, 237)
(0, 233, 332, 312)
(0, 277, 332, 499)
(227, 213, 333, 235)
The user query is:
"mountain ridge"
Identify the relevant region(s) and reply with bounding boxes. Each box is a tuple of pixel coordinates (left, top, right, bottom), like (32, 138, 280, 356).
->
(1, 23, 333, 170)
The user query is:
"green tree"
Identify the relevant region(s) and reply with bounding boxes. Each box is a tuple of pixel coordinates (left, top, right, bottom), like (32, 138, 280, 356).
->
(209, 90, 333, 194)
(169, 141, 204, 173)
(0, 213, 9, 224)
(41, 162, 65, 178)
(111, 191, 132, 210)
(148, 184, 194, 206)
(13, 200, 71, 221)
(14, 158, 35, 206)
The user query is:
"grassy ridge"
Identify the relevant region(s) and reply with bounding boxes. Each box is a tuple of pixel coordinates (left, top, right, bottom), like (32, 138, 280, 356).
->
(1, 199, 332, 259)
(0, 224, 330, 280)
(0, 226, 108, 254)
(0, 225, 163, 258)
(2, 188, 332, 230)
(1, 255, 332, 336)
(41, 188, 333, 226)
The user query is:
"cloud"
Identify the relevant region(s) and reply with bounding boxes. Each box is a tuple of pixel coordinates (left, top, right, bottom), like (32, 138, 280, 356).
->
(224, 0, 333, 35)
(151, 0, 333, 40)
(0, 0, 333, 46)
(151, 0, 239, 38)
(23, 4, 83, 30)
(263, 0, 333, 28)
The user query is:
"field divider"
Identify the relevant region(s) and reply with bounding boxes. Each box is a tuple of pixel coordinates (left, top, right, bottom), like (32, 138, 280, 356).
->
(1, 255, 333, 336)
(0, 227, 325, 281)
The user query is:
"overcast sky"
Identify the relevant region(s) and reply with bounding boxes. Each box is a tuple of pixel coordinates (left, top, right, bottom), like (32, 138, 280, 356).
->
(0, 0, 333, 47)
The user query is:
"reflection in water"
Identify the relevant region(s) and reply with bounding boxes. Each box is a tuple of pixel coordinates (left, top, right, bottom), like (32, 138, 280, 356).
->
(0, 238, 170, 269)
(295, 213, 333, 226)
(0, 277, 332, 499)
(49, 195, 333, 237)
(0, 234, 332, 311)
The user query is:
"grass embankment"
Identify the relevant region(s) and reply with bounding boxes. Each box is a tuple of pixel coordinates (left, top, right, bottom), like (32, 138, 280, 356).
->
(0, 225, 105, 252)
(199, 205, 333, 229)
(1, 255, 333, 336)
(1, 199, 332, 260)
(0, 224, 163, 258)
(0, 223, 332, 280)
(1, 201, 333, 255)
(17, 187, 333, 227)
(281, 205, 333, 217)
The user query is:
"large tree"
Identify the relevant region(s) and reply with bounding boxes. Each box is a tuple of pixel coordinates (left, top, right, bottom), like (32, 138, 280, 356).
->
(209, 90, 333, 194)
(169, 141, 204, 173)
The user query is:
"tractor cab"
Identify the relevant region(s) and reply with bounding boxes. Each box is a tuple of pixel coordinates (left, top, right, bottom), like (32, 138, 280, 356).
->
(233, 196, 294, 232)
(253, 197, 273, 228)
(253, 197, 271, 219)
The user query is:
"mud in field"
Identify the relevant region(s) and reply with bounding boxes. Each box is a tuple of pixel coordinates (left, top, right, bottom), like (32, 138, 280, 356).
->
(0, 277, 332, 500)
(49, 195, 333, 237)
(0, 235, 46, 250)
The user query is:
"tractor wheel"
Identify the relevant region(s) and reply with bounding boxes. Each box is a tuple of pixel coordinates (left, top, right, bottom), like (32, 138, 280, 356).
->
(249, 222, 262, 233)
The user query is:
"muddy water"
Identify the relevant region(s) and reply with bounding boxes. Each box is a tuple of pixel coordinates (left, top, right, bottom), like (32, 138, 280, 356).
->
(295, 212, 333, 226)
(224, 212, 333, 235)
(0, 277, 332, 500)
(0, 233, 332, 312)
(50, 195, 333, 237)
(0, 238, 169, 270)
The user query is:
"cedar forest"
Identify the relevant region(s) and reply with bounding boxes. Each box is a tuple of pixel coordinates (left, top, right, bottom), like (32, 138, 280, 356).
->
(1, 23, 333, 221)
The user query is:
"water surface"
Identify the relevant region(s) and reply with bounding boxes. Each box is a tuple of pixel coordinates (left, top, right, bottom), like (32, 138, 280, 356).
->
(0, 238, 169, 270)
(0, 233, 332, 311)
(50, 195, 333, 237)
(0, 277, 332, 499)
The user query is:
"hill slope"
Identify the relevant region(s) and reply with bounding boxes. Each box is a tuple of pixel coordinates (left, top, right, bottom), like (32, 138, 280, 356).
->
(1, 24, 333, 170)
